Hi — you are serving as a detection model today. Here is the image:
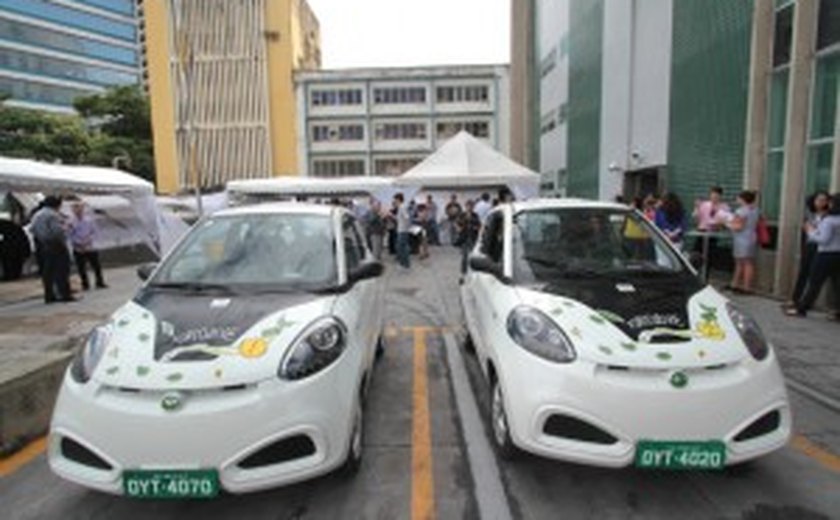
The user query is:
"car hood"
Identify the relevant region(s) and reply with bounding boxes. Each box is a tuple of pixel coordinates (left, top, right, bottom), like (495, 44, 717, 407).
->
(515, 285, 749, 368)
(90, 290, 333, 390)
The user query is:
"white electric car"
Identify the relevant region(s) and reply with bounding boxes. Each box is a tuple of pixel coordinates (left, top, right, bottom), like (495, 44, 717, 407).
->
(49, 203, 385, 497)
(461, 199, 791, 469)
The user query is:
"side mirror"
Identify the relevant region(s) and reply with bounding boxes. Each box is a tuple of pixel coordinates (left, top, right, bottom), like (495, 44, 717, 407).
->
(137, 262, 158, 281)
(468, 254, 507, 281)
(348, 260, 384, 284)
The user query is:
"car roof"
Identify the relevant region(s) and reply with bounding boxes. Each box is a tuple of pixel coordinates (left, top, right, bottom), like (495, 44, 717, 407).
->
(211, 202, 340, 218)
(509, 198, 630, 213)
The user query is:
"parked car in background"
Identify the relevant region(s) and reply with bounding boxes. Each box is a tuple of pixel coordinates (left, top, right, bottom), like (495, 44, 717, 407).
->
(49, 203, 385, 496)
(461, 199, 791, 469)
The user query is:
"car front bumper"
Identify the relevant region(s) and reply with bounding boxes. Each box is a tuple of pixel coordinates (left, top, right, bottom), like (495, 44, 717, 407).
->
(48, 369, 357, 495)
(496, 345, 792, 468)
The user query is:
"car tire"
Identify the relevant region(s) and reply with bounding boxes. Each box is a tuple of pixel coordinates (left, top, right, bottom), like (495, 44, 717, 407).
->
(342, 396, 364, 475)
(491, 379, 518, 459)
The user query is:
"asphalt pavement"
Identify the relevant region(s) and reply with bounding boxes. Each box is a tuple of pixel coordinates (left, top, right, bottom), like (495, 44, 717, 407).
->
(0, 249, 839, 519)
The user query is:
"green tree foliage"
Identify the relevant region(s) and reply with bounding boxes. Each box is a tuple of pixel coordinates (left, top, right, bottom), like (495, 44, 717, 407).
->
(0, 86, 155, 183)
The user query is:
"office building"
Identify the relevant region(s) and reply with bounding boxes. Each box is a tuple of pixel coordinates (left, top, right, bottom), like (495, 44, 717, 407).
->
(0, 0, 141, 113)
(295, 65, 510, 177)
(144, 0, 320, 193)
(511, 0, 840, 297)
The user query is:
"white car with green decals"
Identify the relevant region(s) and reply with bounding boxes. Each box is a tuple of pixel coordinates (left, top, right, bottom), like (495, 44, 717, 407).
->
(461, 199, 791, 469)
(49, 203, 385, 496)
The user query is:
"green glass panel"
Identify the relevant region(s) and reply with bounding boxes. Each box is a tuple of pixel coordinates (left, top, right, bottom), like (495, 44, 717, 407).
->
(805, 143, 834, 195)
(762, 152, 785, 220)
(810, 53, 840, 140)
(768, 70, 790, 148)
(566, 0, 603, 198)
(668, 0, 752, 207)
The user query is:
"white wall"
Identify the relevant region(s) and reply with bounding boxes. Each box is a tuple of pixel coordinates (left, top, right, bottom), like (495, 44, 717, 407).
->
(598, 0, 672, 201)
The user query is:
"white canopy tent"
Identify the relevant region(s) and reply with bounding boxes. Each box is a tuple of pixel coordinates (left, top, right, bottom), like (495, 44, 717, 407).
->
(395, 131, 541, 201)
(0, 156, 171, 256)
(226, 176, 398, 205)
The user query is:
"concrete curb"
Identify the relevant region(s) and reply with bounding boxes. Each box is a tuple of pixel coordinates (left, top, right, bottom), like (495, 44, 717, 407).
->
(786, 378, 840, 415)
(0, 349, 75, 456)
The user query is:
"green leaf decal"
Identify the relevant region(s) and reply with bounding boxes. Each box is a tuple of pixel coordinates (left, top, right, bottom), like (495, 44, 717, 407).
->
(620, 342, 637, 352)
(138, 333, 150, 342)
(699, 303, 716, 312)
(117, 319, 129, 327)
(597, 310, 625, 324)
(590, 315, 606, 325)
(166, 373, 183, 382)
(136, 366, 150, 377)
(598, 346, 613, 355)
(562, 301, 574, 308)
(261, 327, 281, 338)
(656, 352, 672, 361)
(106, 366, 119, 375)
(141, 312, 150, 319)
(550, 307, 564, 316)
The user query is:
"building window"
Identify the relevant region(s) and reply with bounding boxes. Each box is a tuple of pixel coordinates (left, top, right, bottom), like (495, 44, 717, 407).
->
(311, 159, 366, 177)
(311, 124, 364, 142)
(540, 47, 557, 78)
(372, 86, 426, 104)
(805, 52, 839, 193)
(374, 157, 423, 176)
(310, 88, 362, 106)
(539, 110, 557, 135)
(436, 84, 490, 103)
(762, 69, 789, 220)
(374, 122, 427, 140)
(773, 4, 794, 67)
(817, 0, 840, 50)
(436, 121, 489, 140)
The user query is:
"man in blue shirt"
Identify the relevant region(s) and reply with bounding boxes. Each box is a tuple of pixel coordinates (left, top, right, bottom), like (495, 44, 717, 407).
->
(69, 201, 107, 290)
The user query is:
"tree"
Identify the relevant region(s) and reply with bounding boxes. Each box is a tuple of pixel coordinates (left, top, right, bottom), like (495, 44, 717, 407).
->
(0, 103, 90, 164)
(73, 86, 155, 182)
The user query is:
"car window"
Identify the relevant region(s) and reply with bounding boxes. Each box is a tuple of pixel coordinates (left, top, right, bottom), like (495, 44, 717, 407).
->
(153, 213, 336, 290)
(512, 208, 685, 284)
(480, 211, 504, 264)
(342, 215, 363, 271)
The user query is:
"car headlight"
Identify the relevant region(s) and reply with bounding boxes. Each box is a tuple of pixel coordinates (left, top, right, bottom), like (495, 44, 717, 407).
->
(506, 306, 576, 363)
(70, 325, 112, 384)
(278, 317, 347, 380)
(726, 303, 769, 361)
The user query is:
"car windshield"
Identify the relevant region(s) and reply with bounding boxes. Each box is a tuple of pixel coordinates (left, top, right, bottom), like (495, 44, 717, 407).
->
(512, 207, 686, 284)
(150, 213, 336, 292)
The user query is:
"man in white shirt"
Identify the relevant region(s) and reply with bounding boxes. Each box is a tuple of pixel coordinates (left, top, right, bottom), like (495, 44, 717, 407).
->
(473, 192, 492, 224)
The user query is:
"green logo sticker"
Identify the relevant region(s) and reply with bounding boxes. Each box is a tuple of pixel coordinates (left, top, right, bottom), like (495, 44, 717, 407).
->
(670, 372, 688, 389)
(161, 392, 183, 412)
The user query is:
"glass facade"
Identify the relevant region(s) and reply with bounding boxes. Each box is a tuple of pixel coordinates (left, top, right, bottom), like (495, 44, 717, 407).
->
(0, 0, 139, 109)
(763, 69, 789, 220)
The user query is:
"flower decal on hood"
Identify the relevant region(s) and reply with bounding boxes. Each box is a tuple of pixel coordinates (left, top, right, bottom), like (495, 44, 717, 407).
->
(695, 304, 725, 341)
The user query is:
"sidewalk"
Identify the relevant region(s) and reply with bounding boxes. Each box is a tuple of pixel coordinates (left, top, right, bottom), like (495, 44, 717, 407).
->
(0, 266, 142, 453)
(730, 291, 840, 404)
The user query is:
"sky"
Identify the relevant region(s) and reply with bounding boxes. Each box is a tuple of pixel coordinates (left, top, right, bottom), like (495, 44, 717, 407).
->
(305, 0, 510, 69)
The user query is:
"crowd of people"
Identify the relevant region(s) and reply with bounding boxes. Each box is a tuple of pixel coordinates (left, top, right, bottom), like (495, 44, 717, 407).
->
(0, 195, 107, 303)
(627, 186, 840, 320)
(346, 189, 512, 274)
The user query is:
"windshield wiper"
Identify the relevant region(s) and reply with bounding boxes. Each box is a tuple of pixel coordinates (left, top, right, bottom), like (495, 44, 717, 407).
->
(521, 255, 568, 270)
(148, 281, 238, 294)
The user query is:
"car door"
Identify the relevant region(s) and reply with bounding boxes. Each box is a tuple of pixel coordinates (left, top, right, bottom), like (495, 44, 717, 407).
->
(332, 213, 378, 375)
(469, 209, 507, 370)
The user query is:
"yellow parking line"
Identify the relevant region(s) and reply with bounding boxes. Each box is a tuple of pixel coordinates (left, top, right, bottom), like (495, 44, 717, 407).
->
(0, 437, 47, 477)
(411, 327, 436, 520)
(791, 435, 840, 473)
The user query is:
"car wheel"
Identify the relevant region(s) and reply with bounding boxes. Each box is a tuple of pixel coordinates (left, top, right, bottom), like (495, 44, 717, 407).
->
(342, 396, 364, 474)
(491, 379, 517, 459)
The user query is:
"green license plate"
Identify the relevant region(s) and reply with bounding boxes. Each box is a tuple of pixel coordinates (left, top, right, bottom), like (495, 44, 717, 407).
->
(123, 469, 219, 499)
(635, 441, 726, 470)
